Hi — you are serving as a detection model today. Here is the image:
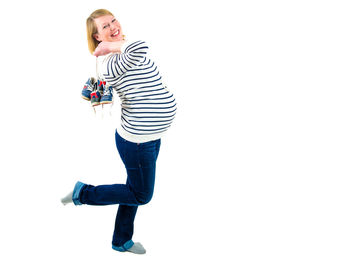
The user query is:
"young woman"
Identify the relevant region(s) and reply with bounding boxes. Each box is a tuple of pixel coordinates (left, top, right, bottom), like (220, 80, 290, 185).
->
(61, 9, 176, 254)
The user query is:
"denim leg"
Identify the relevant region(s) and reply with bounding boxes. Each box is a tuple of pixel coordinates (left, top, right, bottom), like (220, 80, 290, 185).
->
(78, 183, 140, 206)
(112, 205, 138, 247)
(112, 131, 161, 248)
(77, 135, 160, 207)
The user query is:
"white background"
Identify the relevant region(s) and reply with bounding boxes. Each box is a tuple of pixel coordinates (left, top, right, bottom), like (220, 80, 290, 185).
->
(0, 0, 349, 258)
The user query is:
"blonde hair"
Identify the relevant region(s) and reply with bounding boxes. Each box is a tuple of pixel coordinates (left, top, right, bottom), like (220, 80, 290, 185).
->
(86, 9, 114, 54)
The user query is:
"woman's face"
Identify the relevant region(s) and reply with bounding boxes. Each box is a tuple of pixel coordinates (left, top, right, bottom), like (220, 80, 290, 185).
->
(93, 15, 123, 42)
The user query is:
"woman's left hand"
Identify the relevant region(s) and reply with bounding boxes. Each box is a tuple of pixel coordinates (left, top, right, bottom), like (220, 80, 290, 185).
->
(93, 41, 125, 57)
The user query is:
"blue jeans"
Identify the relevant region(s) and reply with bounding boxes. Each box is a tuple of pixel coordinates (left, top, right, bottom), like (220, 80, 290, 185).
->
(72, 131, 161, 250)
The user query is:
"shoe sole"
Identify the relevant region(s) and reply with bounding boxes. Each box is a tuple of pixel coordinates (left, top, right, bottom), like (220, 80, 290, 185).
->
(82, 96, 91, 101)
(100, 101, 113, 104)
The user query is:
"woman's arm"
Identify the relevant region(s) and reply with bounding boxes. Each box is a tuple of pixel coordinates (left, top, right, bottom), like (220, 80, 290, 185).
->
(93, 40, 126, 56)
(100, 40, 149, 80)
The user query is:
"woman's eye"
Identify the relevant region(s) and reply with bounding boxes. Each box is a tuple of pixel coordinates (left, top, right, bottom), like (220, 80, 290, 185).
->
(112, 19, 116, 23)
(103, 24, 109, 29)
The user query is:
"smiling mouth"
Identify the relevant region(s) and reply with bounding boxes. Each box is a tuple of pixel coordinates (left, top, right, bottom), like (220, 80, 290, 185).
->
(112, 30, 120, 37)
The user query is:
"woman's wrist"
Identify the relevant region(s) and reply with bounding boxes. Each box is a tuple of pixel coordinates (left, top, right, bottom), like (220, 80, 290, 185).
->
(93, 40, 126, 56)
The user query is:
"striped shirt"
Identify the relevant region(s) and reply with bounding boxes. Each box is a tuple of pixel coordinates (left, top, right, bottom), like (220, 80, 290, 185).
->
(97, 40, 177, 143)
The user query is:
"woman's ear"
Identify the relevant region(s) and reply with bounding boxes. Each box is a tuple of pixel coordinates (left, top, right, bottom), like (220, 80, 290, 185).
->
(93, 33, 101, 42)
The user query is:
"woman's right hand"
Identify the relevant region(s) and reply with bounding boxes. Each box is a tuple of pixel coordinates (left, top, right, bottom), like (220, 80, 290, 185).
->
(93, 40, 126, 57)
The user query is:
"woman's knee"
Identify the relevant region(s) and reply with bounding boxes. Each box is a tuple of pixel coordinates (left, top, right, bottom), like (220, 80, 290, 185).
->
(135, 191, 154, 205)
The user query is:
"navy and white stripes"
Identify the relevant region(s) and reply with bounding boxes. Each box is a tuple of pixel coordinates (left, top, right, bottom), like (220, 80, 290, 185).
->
(98, 40, 176, 142)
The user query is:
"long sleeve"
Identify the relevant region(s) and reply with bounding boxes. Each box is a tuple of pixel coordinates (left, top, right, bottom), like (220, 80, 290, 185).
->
(103, 40, 149, 81)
